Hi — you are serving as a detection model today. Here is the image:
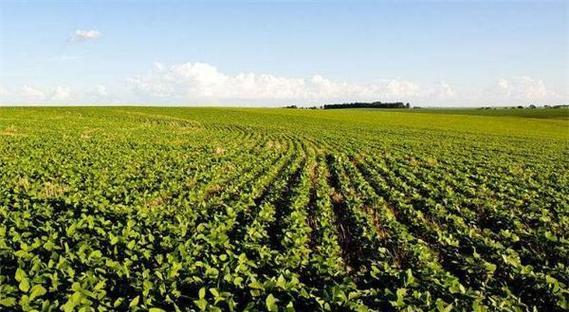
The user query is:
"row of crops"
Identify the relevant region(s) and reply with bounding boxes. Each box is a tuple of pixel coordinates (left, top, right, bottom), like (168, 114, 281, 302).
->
(0, 107, 568, 311)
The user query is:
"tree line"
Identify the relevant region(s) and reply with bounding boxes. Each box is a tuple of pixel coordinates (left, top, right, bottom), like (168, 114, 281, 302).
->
(323, 101, 411, 109)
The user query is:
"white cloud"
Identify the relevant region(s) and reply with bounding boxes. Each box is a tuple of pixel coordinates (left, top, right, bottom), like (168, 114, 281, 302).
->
(135, 63, 567, 106)
(95, 85, 108, 97)
(2, 65, 565, 107)
(0, 86, 10, 97)
(385, 80, 420, 98)
(21, 86, 47, 101)
(51, 86, 71, 101)
(50, 55, 81, 62)
(71, 29, 102, 42)
(153, 62, 165, 71)
(433, 81, 456, 98)
(128, 61, 430, 104)
(0, 85, 73, 104)
(493, 76, 559, 100)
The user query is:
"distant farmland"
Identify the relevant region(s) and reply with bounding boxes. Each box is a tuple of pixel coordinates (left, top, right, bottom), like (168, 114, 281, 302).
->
(1, 107, 567, 311)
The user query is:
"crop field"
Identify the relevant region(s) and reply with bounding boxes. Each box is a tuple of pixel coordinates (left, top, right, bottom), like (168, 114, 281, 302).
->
(0, 107, 568, 311)
(408, 108, 569, 120)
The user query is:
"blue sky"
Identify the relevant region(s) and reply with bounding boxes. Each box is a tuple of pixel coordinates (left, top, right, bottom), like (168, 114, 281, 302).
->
(0, 0, 567, 106)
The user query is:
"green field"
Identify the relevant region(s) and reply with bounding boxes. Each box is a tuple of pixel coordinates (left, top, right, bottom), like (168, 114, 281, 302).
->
(1, 107, 568, 311)
(408, 108, 569, 120)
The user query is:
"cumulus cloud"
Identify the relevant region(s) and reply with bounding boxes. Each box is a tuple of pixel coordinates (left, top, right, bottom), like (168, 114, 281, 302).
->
(95, 85, 108, 97)
(0, 85, 74, 104)
(153, 62, 165, 71)
(21, 86, 47, 101)
(475, 75, 569, 106)
(51, 86, 72, 101)
(429, 81, 456, 98)
(3, 65, 565, 107)
(385, 80, 421, 98)
(493, 76, 557, 100)
(71, 29, 102, 42)
(127, 61, 435, 104)
(0, 86, 10, 97)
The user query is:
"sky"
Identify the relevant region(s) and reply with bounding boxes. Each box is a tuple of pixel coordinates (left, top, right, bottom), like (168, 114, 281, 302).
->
(0, 0, 567, 107)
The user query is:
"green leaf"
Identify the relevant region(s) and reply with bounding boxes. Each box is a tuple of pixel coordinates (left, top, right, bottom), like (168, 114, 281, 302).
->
(149, 308, 166, 312)
(390, 288, 406, 307)
(29, 285, 47, 300)
(110, 234, 119, 245)
(276, 275, 287, 289)
(15, 268, 26, 282)
(436, 299, 453, 312)
(66, 223, 77, 236)
(193, 298, 207, 311)
(113, 298, 124, 308)
(405, 269, 416, 286)
(129, 295, 140, 308)
(198, 287, 206, 299)
(265, 294, 278, 312)
(89, 250, 103, 259)
(472, 299, 487, 312)
(143, 280, 152, 297)
(233, 276, 244, 286)
(484, 262, 497, 274)
(62, 298, 76, 312)
(333, 287, 347, 302)
(209, 288, 220, 298)
(249, 280, 264, 290)
(127, 240, 136, 250)
(19, 278, 30, 293)
(70, 292, 83, 306)
(284, 301, 295, 312)
(94, 280, 106, 291)
(0, 297, 16, 307)
(19, 294, 30, 309)
(356, 304, 369, 312)
(71, 282, 82, 292)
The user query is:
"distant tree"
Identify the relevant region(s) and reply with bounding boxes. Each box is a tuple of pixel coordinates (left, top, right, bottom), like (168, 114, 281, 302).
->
(528, 104, 537, 109)
(323, 101, 409, 109)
